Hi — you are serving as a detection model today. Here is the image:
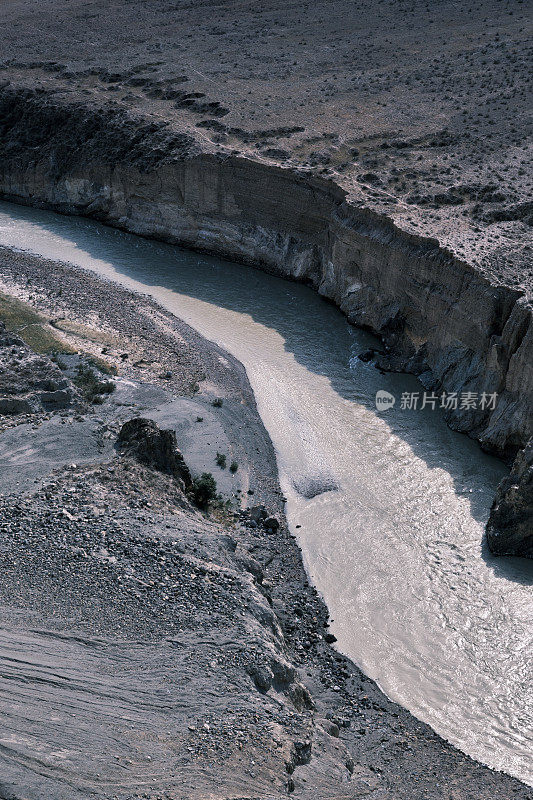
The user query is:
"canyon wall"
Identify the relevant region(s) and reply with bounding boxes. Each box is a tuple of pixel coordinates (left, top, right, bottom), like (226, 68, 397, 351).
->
(487, 440, 533, 557)
(0, 89, 531, 553)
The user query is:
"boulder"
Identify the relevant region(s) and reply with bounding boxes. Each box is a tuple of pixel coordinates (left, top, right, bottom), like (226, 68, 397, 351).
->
(40, 389, 74, 407)
(117, 417, 192, 487)
(264, 515, 280, 532)
(249, 505, 267, 523)
(0, 397, 33, 415)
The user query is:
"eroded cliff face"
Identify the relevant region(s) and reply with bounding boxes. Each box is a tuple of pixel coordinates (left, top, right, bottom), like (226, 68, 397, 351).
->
(487, 441, 533, 556)
(0, 89, 531, 553)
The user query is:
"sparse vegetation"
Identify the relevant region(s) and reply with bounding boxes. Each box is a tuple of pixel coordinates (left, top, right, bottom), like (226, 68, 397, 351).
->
(87, 356, 117, 376)
(0, 292, 75, 355)
(0, 294, 119, 378)
(215, 452, 227, 468)
(190, 472, 218, 509)
(73, 363, 116, 403)
(50, 353, 67, 370)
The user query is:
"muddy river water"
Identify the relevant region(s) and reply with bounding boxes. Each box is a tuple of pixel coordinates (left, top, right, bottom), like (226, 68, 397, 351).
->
(0, 201, 531, 784)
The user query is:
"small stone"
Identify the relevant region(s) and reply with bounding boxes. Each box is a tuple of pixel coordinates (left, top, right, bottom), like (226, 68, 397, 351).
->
(249, 505, 266, 523)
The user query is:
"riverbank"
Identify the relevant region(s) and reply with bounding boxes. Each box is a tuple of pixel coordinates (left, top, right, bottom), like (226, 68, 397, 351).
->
(0, 246, 530, 798)
(0, 1, 530, 792)
(0, 77, 531, 554)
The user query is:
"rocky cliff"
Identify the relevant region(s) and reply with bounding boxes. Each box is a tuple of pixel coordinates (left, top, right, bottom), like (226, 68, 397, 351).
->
(487, 440, 533, 556)
(0, 87, 531, 554)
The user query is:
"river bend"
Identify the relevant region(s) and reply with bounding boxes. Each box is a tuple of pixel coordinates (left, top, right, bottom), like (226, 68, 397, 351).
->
(0, 201, 531, 783)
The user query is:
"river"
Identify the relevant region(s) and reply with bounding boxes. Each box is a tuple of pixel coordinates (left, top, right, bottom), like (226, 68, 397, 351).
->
(0, 200, 531, 784)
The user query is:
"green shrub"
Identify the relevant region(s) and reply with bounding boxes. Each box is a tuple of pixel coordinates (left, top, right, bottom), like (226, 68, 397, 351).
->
(191, 472, 218, 509)
(88, 356, 117, 376)
(212, 397, 223, 407)
(215, 452, 227, 468)
(229, 460, 238, 473)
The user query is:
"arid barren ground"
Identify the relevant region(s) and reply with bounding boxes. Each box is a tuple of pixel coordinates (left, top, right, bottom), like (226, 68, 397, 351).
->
(1, 0, 531, 283)
(0, 1, 531, 798)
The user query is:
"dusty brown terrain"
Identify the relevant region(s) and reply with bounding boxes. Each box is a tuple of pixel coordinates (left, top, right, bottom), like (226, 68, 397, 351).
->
(0, 0, 531, 289)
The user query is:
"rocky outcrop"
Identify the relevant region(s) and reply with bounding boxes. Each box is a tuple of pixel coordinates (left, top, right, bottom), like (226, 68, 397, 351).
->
(487, 439, 533, 557)
(118, 417, 192, 488)
(0, 88, 531, 550)
(0, 321, 76, 413)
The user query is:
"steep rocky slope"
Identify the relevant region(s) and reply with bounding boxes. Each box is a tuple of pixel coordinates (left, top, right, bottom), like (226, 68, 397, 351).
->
(1, 0, 531, 279)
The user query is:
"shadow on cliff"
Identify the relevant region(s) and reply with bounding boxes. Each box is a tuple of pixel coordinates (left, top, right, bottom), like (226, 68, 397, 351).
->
(2, 202, 515, 534)
(480, 538, 533, 584)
